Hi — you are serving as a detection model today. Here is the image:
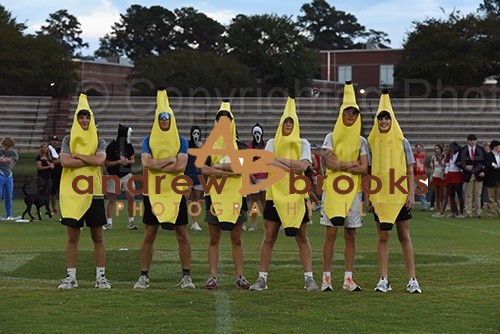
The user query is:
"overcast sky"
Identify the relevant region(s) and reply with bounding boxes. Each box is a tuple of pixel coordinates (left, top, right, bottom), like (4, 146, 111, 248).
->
(3, 0, 482, 55)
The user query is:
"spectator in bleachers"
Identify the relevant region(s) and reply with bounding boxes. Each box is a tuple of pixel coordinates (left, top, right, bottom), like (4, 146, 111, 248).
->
(430, 144, 447, 217)
(445, 142, 465, 218)
(484, 140, 500, 218)
(456, 134, 486, 218)
(35, 142, 54, 196)
(0, 136, 19, 220)
(48, 135, 62, 215)
(413, 143, 428, 210)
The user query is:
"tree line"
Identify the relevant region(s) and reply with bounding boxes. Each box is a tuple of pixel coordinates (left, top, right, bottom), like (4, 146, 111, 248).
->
(0, 0, 498, 97)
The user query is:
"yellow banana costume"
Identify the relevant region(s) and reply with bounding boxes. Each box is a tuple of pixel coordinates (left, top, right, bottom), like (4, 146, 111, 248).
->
(367, 91, 407, 226)
(208, 101, 242, 229)
(147, 89, 183, 226)
(267, 97, 307, 236)
(324, 82, 361, 222)
(60, 93, 101, 220)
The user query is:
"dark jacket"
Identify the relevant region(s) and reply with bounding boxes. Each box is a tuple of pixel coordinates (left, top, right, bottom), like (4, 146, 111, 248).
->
(483, 152, 500, 187)
(455, 145, 486, 182)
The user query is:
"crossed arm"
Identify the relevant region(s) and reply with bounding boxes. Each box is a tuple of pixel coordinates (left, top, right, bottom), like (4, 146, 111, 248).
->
(323, 148, 368, 175)
(142, 153, 187, 173)
(60, 152, 106, 167)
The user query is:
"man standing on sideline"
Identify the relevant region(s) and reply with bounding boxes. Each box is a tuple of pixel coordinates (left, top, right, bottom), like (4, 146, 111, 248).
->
(48, 135, 62, 215)
(320, 82, 368, 292)
(456, 134, 486, 218)
(104, 124, 137, 230)
(413, 143, 428, 210)
(58, 93, 111, 290)
(133, 89, 195, 290)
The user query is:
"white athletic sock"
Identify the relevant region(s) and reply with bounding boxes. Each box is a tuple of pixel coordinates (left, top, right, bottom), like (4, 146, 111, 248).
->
(304, 272, 313, 280)
(344, 271, 353, 281)
(106, 218, 112, 225)
(67, 268, 76, 279)
(258, 272, 268, 280)
(96, 267, 105, 279)
(128, 217, 135, 222)
(323, 271, 331, 279)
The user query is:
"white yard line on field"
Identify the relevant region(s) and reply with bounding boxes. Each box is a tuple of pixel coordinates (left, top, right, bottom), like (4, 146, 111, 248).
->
(435, 219, 500, 235)
(214, 290, 232, 334)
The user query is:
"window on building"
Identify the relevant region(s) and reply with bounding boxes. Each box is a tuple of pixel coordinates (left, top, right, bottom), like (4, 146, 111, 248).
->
(338, 66, 352, 83)
(380, 65, 394, 86)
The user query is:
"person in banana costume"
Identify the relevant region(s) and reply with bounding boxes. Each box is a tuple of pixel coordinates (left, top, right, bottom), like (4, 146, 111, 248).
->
(133, 89, 195, 290)
(320, 81, 368, 292)
(200, 100, 250, 290)
(367, 90, 421, 294)
(249, 97, 319, 292)
(57, 93, 111, 290)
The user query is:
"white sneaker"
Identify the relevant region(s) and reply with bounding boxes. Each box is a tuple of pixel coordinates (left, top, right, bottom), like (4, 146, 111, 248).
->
(95, 276, 111, 289)
(321, 276, 333, 292)
(134, 275, 150, 289)
(249, 276, 268, 291)
(128, 221, 138, 230)
(58, 276, 78, 289)
(304, 276, 319, 291)
(343, 277, 362, 291)
(407, 278, 422, 294)
(374, 278, 392, 293)
(180, 275, 196, 289)
(191, 222, 202, 231)
(6, 216, 15, 221)
(248, 225, 256, 231)
(431, 213, 445, 218)
(103, 223, 113, 230)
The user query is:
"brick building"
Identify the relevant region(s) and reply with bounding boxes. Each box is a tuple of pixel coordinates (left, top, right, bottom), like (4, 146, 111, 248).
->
(73, 57, 134, 96)
(314, 48, 402, 97)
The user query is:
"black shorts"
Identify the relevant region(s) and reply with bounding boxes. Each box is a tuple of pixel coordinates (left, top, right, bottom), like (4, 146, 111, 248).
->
(205, 195, 247, 225)
(373, 205, 413, 223)
(263, 200, 309, 225)
(143, 195, 188, 226)
(61, 198, 106, 228)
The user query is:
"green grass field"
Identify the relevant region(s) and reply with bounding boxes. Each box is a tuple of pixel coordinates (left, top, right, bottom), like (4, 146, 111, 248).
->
(0, 200, 498, 333)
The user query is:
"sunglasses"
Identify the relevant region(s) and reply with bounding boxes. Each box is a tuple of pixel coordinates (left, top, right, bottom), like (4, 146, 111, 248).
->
(158, 112, 171, 121)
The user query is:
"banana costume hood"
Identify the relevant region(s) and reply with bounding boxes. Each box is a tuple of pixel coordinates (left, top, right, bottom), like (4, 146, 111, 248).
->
(147, 89, 183, 227)
(268, 97, 307, 237)
(367, 91, 407, 226)
(60, 93, 101, 220)
(208, 100, 242, 231)
(324, 82, 362, 223)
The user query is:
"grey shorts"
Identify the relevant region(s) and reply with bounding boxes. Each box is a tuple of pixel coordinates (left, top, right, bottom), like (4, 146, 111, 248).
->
(320, 192, 363, 228)
(106, 173, 135, 194)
